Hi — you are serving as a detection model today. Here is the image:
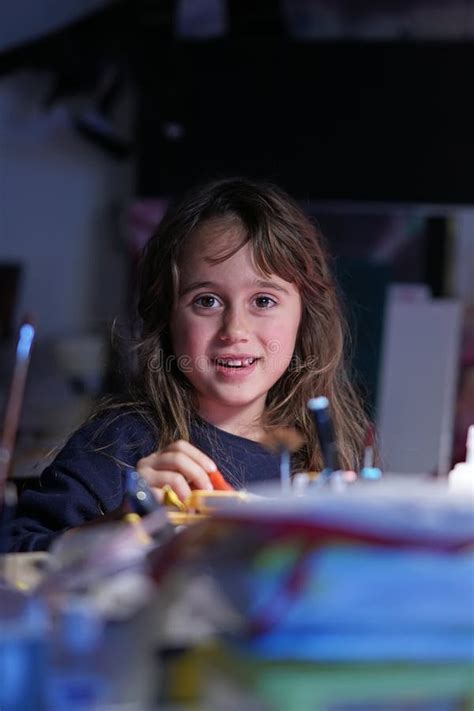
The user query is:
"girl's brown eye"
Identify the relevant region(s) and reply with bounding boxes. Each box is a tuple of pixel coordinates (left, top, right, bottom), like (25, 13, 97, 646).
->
(195, 295, 218, 308)
(255, 296, 277, 308)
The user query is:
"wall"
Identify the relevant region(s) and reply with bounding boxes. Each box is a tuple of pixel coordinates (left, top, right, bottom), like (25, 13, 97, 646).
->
(0, 71, 133, 341)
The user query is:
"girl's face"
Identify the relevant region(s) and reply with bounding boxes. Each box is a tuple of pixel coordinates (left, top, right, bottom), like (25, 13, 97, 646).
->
(170, 219, 302, 432)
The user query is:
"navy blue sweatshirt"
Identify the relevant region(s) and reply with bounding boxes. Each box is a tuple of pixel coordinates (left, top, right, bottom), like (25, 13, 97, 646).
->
(6, 411, 280, 552)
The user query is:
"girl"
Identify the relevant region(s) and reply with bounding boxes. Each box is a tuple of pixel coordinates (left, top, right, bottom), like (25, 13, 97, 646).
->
(7, 178, 368, 552)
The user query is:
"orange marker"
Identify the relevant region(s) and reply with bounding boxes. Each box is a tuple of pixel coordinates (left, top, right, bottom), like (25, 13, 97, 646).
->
(209, 469, 235, 491)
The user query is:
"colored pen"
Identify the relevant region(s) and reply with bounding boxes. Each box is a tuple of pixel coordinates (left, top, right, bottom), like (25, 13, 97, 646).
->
(0, 318, 35, 503)
(307, 396, 339, 482)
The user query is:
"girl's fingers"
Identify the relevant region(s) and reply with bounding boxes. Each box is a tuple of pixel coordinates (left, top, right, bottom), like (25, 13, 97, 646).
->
(166, 440, 217, 474)
(136, 440, 216, 491)
(138, 468, 192, 502)
(146, 451, 212, 490)
(151, 487, 165, 504)
(135, 440, 218, 502)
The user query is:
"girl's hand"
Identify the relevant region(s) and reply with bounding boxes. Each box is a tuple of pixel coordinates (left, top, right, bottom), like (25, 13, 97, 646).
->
(135, 440, 217, 502)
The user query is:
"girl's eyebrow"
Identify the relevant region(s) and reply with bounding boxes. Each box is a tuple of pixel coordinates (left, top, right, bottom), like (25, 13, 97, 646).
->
(180, 280, 215, 296)
(180, 279, 290, 296)
(255, 279, 290, 294)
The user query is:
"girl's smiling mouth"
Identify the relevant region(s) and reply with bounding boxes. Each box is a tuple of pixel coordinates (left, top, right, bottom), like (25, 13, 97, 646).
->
(212, 354, 261, 376)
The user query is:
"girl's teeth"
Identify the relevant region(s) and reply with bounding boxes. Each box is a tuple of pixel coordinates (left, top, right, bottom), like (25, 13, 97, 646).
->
(217, 358, 255, 367)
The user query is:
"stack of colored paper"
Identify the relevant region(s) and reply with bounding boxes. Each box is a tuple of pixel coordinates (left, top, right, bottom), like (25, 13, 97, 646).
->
(154, 481, 474, 709)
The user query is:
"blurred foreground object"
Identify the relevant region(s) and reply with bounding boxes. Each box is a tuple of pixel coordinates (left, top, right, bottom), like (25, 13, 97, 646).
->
(151, 479, 474, 708)
(449, 425, 474, 495)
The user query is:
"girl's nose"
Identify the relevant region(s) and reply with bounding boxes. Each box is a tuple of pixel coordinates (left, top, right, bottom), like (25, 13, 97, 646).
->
(218, 307, 250, 342)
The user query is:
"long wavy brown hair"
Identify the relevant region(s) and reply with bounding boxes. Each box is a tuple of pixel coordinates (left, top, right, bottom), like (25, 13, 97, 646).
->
(127, 177, 368, 472)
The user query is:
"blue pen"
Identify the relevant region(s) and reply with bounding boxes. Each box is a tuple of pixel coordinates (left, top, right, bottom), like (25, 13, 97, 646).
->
(360, 444, 382, 481)
(0, 318, 36, 552)
(123, 468, 162, 516)
(0, 318, 36, 504)
(307, 396, 339, 484)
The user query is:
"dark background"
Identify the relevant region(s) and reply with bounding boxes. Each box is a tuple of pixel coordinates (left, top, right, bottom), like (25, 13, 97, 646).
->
(138, 41, 474, 203)
(2, 2, 474, 204)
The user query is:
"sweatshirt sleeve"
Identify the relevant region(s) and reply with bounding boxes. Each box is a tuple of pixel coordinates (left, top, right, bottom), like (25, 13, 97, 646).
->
(6, 411, 155, 552)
